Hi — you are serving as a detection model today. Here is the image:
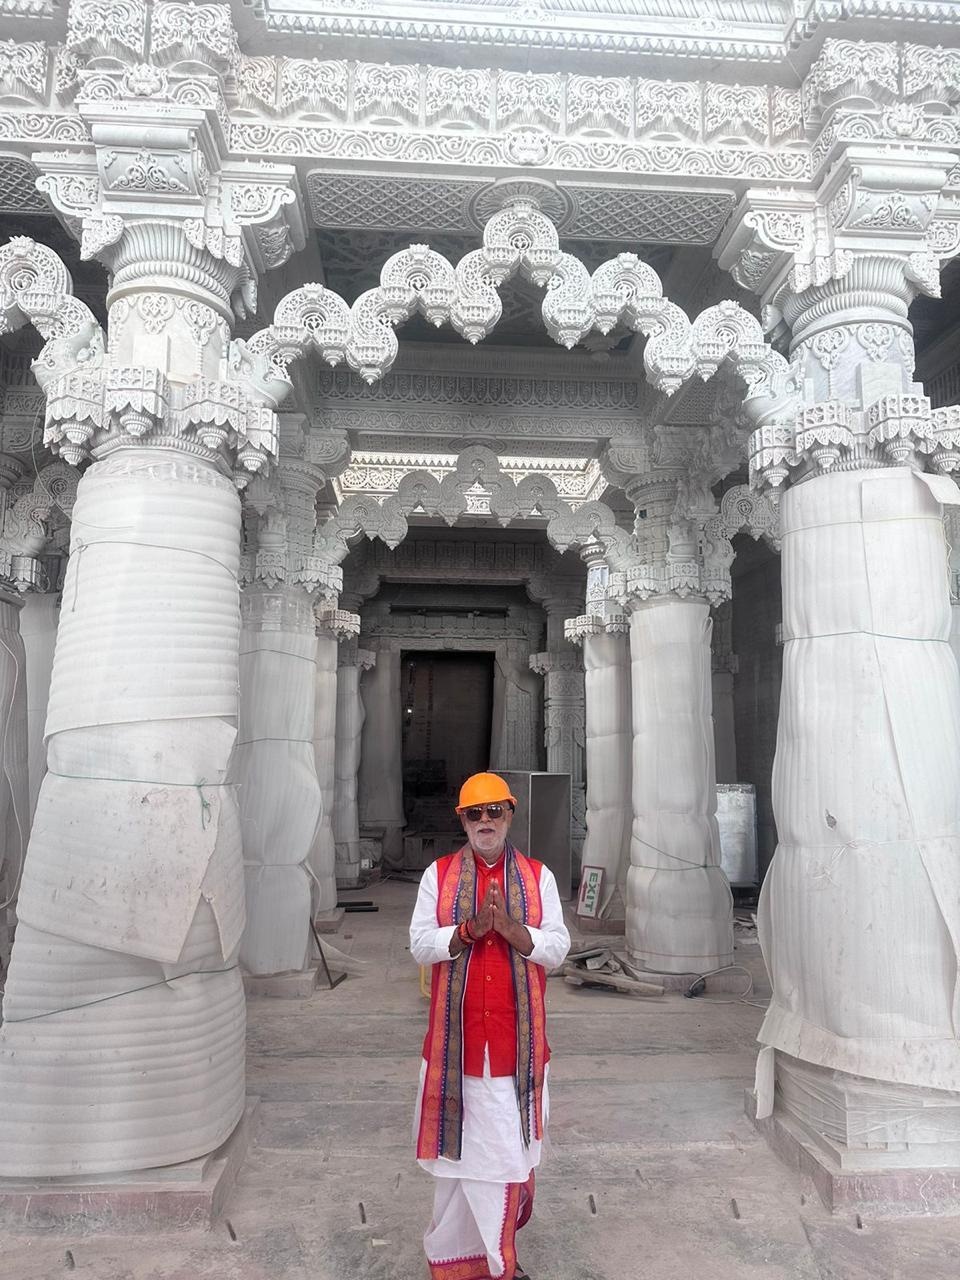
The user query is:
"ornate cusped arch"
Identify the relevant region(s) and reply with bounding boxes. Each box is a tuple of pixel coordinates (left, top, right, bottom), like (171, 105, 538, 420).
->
(243, 200, 797, 421)
(313, 444, 632, 572)
(0, 237, 105, 395)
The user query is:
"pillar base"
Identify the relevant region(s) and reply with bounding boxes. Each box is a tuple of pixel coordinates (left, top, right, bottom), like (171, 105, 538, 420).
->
(313, 907, 345, 934)
(628, 965, 748, 994)
(0, 1099, 258, 1233)
(243, 967, 320, 998)
(747, 1090, 960, 1217)
(577, 914, 626, 935)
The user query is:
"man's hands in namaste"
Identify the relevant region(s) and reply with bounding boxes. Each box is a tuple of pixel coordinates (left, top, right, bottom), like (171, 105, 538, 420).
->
(470, 882, 533, 956)
(471, 882, 496, 937)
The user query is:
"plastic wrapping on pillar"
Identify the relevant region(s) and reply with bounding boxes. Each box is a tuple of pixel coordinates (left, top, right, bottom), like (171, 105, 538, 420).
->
(946, 509, 960, 672)
(309, 634, 338, 912)
(581, 631, 631, 919)
(358, 646, 405, 868)
(235, 586, 320, 975)
(0, 454, 246, 1175)
(758, 469, 960, 1093)
(0, 596, 27, 972)
(20, 592, 59, 822)
(627, 596, 733, 974)
(334, 649, 372, 887)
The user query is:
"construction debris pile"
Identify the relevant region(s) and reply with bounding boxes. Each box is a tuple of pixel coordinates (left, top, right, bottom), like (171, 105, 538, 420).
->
(562, 947, 665, 997)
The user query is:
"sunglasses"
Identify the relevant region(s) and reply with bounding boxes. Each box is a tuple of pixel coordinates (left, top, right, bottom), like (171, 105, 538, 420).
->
(461, 804, 508, 823)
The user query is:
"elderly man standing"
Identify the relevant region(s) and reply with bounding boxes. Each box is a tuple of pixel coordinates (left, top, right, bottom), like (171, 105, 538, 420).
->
(410, 771, 571, 1280)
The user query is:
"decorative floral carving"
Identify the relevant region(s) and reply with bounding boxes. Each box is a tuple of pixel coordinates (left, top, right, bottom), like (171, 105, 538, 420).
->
(0, 40, 45, 104)
(150, 1, 239, 74)
(66, 0, 146, 64)
(280, 58, 348, 117)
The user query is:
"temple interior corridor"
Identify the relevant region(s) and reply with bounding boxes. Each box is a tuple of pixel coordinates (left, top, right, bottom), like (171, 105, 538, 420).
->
(7, 881, 960, 1280)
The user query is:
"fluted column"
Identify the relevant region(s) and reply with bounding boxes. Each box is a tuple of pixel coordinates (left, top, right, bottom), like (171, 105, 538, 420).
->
(334, 639, 376, 888)
(358, 642, 405, 870)
(566, 557, 631, 922)
(311, 607, 360, 912)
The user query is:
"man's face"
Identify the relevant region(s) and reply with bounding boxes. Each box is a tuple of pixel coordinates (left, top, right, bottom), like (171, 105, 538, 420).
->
(460, 802, 514, 863)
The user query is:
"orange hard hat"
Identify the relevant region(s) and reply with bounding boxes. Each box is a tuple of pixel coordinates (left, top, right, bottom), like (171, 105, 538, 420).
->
(456, 772, 518, 812)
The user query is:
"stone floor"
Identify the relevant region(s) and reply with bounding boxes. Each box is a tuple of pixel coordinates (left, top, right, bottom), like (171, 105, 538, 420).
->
(7, 878, 960, 1280)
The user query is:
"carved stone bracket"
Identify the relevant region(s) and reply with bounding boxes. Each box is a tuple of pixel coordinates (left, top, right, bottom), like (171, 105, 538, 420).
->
(315, 605, 360, 642)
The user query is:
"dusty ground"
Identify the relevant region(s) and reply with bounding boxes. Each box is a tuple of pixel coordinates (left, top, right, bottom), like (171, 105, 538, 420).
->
(5, 879, 960, 1280)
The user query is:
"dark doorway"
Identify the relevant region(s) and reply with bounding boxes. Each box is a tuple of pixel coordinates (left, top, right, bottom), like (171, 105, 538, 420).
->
(401, 651, 494, 836)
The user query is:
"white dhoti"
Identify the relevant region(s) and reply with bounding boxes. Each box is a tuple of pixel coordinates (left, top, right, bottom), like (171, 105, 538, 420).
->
(414, 1056, 547, 1279)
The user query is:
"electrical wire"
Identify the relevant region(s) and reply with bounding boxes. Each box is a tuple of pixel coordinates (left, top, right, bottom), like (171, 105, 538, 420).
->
(683, 963, 769, 1009)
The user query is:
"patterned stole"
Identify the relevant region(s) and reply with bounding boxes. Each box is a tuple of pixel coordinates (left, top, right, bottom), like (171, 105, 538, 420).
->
(417, 842, 546, 1162)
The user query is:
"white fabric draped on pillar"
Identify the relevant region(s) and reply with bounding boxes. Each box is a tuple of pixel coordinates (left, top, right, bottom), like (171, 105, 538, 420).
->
(627, 596, 733, 974)
(0, 594, 28, 972)
(20, 591, 58, 823)
(0, 456, 247, 1174)
(235, 586, 320, 976)
(758, 469, 960, 1099)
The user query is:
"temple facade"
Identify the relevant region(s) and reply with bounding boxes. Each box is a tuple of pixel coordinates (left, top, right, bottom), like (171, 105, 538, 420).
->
(0, 0, 958, 1213)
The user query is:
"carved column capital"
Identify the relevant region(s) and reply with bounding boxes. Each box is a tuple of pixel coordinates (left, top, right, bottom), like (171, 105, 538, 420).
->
(529, 648, 581, 677)
(716, 42, 960, 319)
(315, 606, 361, 643)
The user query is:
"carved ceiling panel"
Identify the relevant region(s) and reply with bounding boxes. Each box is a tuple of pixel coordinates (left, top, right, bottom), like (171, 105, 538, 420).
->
(307, 172, 734, 247)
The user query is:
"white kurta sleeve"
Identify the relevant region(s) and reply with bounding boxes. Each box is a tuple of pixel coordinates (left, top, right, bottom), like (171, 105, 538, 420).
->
(409, 861, 458, 966)
(526, 864, 571, 972)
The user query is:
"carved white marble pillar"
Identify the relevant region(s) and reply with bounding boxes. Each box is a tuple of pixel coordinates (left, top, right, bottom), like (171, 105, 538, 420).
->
(358, 642, 405, 869)
(721, 131, 960, 1172)
(490, 625, 541, 772)
(311, 607, 360, 911)
(566, 570, 632, 921)
(0, 47, 300, 1171)
(601, 463, 733, 974)
(530, 597, 586, 860)
(711, 600, 739, 785)
(334, 639, 376, 887)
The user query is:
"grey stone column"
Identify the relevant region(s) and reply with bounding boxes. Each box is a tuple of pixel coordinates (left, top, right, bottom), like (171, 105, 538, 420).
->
(530, 597, 586, 865)
(334, 639, 376, 887)
(358, 642, 405, 870)
(311, 607, 360, 911)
